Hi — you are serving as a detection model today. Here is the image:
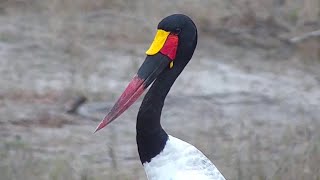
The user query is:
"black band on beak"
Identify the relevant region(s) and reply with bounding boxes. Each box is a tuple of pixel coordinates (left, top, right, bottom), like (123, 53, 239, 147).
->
(137, 53, 170, 87)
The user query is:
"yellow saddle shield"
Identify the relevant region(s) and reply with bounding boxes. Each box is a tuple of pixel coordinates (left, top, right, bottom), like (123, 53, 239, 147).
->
(146, 29, 170, 55)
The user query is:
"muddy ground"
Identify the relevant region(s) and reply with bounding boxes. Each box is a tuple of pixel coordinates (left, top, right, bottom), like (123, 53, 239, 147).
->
(0, 1, 320, 180)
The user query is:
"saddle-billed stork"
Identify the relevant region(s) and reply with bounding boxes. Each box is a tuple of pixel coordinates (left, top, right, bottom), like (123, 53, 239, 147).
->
(95, 14, 226, 180)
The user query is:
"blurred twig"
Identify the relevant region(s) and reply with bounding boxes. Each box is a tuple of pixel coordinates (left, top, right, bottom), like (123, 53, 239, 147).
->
(289, 29, 320, 43)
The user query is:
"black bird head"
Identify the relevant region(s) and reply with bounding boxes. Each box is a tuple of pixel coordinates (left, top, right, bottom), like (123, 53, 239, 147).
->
(95, 14, 198, 132)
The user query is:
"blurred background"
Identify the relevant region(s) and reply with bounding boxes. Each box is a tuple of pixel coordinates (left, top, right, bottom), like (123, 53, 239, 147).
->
(0, 0, 319, 179)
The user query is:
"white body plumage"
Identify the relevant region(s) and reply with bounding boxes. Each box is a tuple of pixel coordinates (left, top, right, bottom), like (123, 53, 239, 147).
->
(143, 135, 226, 180)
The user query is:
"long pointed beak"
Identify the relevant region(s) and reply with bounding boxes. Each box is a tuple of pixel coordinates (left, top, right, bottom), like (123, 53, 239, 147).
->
(94, 53, 170, 132)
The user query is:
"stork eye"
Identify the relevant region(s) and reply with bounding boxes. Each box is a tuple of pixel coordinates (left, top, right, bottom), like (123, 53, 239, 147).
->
(174, 28, 181, 34)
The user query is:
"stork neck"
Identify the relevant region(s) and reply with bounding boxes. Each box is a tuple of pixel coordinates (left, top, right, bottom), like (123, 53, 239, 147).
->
(137, 71, 176, 134)
(136, 70, 178, 163)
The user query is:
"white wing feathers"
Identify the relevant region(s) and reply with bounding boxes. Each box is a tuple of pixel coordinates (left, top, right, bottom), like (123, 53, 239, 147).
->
(143, 135, 226, 180)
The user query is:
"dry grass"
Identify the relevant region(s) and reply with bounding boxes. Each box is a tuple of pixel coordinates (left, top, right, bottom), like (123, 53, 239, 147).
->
(1, 120, 320, 180)
(2, 0, 318, 62)
(2, 0, 319, 38)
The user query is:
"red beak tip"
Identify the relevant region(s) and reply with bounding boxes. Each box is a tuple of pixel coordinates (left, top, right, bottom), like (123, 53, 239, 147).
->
(94, 121, 106, 133)
(93, 127, 100, 133)
(93, 75, 146, 134)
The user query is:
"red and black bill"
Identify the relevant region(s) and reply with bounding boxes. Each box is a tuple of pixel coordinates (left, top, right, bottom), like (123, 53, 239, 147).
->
(94, 29, 179, 133)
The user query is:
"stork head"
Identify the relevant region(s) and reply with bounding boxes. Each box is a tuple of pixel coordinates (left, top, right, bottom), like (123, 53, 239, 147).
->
(95, 14, 198, 132)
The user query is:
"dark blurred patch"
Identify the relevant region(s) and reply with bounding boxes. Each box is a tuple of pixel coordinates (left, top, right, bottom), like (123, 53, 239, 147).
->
(210, 15, 290, 49)
(64, 95, 87, 114)
(11, 112, 74, 128)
